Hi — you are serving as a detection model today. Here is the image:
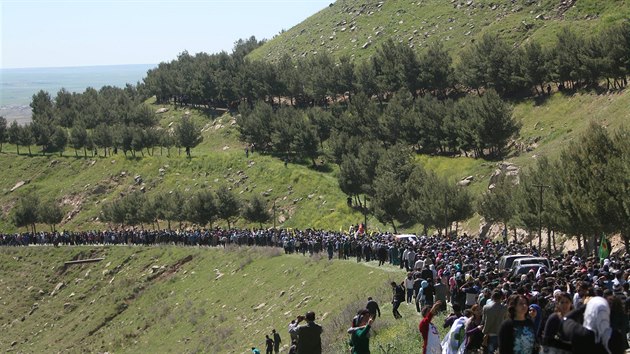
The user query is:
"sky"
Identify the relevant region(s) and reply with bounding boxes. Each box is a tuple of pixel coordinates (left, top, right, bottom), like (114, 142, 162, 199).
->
(1, 0, 332, 69)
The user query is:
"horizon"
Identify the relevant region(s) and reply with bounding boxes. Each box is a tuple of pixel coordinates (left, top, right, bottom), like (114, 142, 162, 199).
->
(1, 63, 157, 70)
(0, 63, 160, 70)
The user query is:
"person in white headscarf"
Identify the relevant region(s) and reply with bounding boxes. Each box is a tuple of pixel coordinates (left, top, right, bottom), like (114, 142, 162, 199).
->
(561, 296, 625, 354)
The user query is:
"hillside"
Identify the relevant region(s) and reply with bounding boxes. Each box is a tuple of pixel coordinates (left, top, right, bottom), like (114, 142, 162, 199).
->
(1, 0, 629, 236)
(1, 87, 629, 234)
(250, 0, 630, 62)
(0, 245, 433, 353)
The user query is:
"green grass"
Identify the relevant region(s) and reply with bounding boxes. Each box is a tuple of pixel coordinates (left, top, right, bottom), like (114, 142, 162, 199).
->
(249, 0, 630, 63)
(1, 87, 629, 234)
(2, 0, 630, 235)
(0, 245, 443, 353)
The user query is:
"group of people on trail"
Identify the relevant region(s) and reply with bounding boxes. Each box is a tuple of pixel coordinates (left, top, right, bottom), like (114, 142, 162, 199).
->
(253, 311, 323, 354)
(5, 224, 629, 353)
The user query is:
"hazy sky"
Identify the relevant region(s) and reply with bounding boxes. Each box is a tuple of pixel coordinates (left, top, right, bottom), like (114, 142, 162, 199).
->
(1, 0, 332, 69)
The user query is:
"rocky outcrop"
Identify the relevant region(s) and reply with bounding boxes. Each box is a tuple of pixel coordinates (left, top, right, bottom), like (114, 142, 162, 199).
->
(488, 162, 520, 189)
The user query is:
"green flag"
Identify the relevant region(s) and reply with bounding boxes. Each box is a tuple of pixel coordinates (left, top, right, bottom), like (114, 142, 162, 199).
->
(599, 234, 610, 261)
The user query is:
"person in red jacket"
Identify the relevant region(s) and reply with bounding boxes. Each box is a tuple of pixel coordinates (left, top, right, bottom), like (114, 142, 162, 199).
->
(419, 300, 443, 354)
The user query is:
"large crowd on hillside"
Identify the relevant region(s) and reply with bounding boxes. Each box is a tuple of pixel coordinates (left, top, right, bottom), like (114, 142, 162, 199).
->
(2, 226, 629, 353)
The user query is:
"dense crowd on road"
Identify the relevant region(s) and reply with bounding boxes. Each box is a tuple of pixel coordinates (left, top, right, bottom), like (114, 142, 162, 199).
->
(3, 226, 629, 353)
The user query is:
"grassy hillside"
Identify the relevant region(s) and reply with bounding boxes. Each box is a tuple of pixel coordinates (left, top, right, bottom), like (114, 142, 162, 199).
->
(0, 245, 442, 353)
(1, 87, 629, 234)
(250, 0, 630, 62)
(0, 106, 368, 233)
(1, 0, 630, 235)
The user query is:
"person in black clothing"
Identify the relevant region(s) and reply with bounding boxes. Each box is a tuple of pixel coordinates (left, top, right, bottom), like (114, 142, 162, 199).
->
(420, 264, 433, 282)
(426, 279, 436, 306)
(366, 297, 381, 320)
(272, 329, 281, 354)
(541, 292, 573, 354)
(561, 296, 626, 354)
(498, 294, 536, 354)
(444, 303, 463, 329)
(391, 281, 404, 319)
(265, 335, 273, 354)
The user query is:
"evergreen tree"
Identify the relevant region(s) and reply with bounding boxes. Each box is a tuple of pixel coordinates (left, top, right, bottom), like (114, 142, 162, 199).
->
(51, 126, 68, 156)
(18, 123, 34, 156)
(8, 120, 21, 154)
(216, 186, 241, 229)
(522, 42, 550, 95)
(153, 191, 185, 230)
(477, 174, 516, 238)
(176, 116, 203, 157)
(38, 199, 63, 232)
(184, 190, 217, 228)
(370, 146, 413, 232)
(12, 193, 39, 233)
(54, 88, 77, 127)
(418, 41, 454, 96)
(236, 100, 274, 151)
(242, 195, 271, 229)
(70, 124, 88, 157)
(92, 124, 113, 157)
(0, 116, 6, 152)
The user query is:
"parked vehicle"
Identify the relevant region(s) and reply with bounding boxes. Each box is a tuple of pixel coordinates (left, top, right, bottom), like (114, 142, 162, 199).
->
(512, 257, 551, 270)
(498, 254, 533, 271)
(394, 234, 419, 245)
(512, 264, 547, 277)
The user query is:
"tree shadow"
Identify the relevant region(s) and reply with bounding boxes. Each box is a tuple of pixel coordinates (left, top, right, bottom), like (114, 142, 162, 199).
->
(309, 163, 333, 173)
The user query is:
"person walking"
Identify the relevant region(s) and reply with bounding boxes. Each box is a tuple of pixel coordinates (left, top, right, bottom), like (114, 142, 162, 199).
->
(391, 281, 405, 319)
(405, 273, 415, 303)
(541, 292, 572, 354)
(289, 311, 323, 354)
(348, 309, 373, 354)
(272, 329, 282, 354)
(481, 291, 506, 354)
(265, 335, 274, 354)
(498, 294, 536, 354)
(420, 301, 443, 354)
(366, 297, 381, 320)
(561, 296, 626, 354)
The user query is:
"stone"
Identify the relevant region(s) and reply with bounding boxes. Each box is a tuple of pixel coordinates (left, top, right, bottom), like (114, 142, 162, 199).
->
(362, 42, 370, 49)
(10, 181, 26, 192)
(156, 107, 169, 114)
(457, 179, 471, 187)
(50, 282, 64, 296)
(253, 303, 266, 311)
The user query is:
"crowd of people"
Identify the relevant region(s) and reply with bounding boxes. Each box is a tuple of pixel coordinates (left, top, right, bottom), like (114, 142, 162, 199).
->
(383, 234, 630, 354)
(2, 226, 629, 353)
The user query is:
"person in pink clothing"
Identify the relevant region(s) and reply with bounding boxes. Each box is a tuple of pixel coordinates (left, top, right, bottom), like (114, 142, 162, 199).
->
(419, 300, 443, 354)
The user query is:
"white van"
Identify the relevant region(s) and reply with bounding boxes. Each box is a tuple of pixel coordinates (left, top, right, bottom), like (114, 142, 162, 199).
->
(511, 257, 551, 270)
(498, 254, 533, 271)
(394, 234, 419, 245)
